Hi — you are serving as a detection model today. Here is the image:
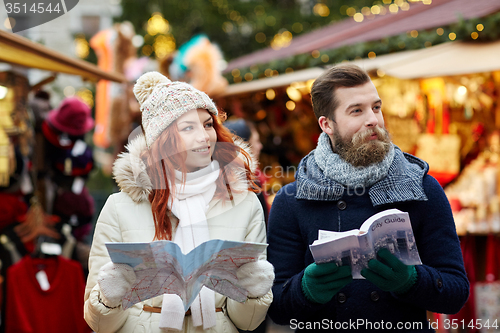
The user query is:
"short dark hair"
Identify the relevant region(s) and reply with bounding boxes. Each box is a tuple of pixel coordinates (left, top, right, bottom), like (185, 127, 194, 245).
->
(224, 119, 251, 141)
(311, 64, 370, 120)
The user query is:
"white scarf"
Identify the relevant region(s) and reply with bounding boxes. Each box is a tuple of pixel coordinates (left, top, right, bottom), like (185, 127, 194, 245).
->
(160, 161, 220, 330)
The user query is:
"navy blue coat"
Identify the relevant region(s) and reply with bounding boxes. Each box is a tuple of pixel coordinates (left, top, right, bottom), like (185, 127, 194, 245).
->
(267, 156, 469, 332)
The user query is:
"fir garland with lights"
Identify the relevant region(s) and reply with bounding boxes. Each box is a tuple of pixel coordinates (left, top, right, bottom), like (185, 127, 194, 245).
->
(226, 12, 500, 83)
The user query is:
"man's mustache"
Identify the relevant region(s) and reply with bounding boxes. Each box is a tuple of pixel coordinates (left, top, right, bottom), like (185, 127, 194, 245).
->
(353, 126, 388, 143)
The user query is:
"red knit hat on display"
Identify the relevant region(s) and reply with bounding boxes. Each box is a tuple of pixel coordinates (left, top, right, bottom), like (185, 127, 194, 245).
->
(47, 97, 94, 136)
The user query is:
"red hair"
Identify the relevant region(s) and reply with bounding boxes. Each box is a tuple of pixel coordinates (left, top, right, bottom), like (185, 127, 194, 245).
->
(141, 110, 258, 241)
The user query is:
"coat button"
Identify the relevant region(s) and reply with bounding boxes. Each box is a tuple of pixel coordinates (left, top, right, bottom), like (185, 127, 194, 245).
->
(337, 200, 347, 210)
(370, 291, 380, 302)
(337, 293, 347, 304)
(436, 279, 443, 288)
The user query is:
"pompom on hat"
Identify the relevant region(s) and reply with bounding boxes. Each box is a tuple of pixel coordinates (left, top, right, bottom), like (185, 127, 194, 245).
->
(133, 72, 218, 148)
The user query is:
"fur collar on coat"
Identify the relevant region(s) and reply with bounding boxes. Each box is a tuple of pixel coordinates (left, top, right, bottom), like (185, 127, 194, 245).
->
(112, 133, 258, 203)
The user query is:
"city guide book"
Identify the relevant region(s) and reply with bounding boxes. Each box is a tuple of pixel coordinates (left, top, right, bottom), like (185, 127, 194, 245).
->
(309, 208, 422, 279)
(105, 239, 267, 311)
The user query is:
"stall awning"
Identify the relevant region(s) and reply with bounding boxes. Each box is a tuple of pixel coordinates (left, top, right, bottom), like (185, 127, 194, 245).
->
(225, 0, 500, 72)
(220, 67, 324, 97)
(221, 40, 500, 97)
(0, 30, 126, 83)
(351, 40, 500, 79)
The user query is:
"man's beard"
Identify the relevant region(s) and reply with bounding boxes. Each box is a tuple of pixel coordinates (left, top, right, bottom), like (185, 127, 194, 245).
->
(333, 126, 392, 167)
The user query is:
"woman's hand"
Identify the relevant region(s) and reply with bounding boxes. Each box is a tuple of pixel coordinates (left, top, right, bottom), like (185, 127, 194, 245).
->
(97, 262, 137, 308)
(237, 260, 275, 298)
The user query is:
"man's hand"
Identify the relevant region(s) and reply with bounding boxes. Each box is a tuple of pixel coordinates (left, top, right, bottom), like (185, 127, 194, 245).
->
(301, 262, 352, 304)
(361, 248, 417, 294)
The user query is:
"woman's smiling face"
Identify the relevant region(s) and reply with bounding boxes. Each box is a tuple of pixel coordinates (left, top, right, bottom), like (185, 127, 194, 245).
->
(176, 108, 217, 172)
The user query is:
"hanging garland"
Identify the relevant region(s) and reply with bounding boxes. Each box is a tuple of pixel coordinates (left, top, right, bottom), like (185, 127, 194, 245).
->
(226, 12, 500, 84)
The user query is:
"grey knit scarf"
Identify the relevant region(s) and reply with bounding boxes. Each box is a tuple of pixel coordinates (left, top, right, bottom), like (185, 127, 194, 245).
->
(314, 132, 395, 188)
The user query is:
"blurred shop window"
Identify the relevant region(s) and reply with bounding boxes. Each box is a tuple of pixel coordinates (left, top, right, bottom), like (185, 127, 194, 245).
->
(81, 16, 100, 37)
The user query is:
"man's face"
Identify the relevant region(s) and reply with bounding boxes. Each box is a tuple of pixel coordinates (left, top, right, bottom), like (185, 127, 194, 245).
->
(319, 81, 391, 167)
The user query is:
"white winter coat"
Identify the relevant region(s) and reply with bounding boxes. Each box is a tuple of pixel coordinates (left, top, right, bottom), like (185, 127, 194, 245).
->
(84, 135, 272, 333)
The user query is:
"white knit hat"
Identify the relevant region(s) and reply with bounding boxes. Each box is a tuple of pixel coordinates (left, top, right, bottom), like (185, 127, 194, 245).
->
(133, 72, 218, 148)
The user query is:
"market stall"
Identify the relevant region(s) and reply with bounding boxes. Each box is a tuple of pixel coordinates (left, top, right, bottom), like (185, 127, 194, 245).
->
(0, 30, 125, 332)
(219, 38, 500, 331)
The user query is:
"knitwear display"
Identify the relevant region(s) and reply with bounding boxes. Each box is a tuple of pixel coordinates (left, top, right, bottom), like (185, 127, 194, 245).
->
(5, 255, 90, 333)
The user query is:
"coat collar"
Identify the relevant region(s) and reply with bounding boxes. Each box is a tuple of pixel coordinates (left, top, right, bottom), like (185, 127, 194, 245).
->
(112, 134, 258, 203)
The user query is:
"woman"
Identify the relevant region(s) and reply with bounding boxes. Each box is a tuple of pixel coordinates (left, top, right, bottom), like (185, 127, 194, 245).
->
(84, 72, 274, 333)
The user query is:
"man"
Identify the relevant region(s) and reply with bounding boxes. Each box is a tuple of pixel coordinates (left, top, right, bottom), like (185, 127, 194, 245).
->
(267, 64, 469, 332)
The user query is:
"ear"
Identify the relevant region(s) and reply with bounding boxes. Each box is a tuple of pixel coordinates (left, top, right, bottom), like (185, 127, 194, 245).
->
(318, 116, 335, 136)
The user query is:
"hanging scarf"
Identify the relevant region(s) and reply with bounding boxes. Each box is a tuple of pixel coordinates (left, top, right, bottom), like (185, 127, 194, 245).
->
(314, 132, 395, 188)
(160, 160, 220, 330)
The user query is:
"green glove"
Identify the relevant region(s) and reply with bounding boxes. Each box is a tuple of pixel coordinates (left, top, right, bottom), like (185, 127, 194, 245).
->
(301, 262, 352, 304)
(361, 248, 417, 294)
